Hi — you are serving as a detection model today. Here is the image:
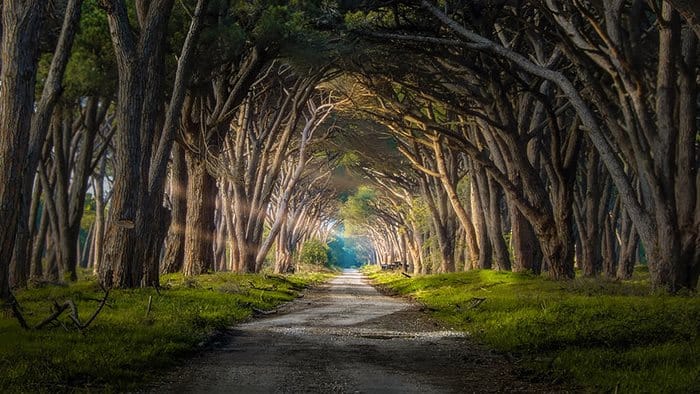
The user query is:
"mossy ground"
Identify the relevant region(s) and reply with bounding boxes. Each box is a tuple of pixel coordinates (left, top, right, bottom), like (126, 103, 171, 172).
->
(0, 271, 335, 392)
(364, 266, 700, 393)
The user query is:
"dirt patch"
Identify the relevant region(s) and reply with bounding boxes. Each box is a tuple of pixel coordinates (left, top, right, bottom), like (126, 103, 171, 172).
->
(146, 270, 569, 393)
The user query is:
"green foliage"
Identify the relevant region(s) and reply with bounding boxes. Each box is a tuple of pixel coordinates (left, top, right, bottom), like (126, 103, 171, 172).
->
(365, 267, 700, 393)
(254, 5, 306, 45)
(299, 239, 330, 266)
(340, 185, 377, 235)
(0, 272, 334, 392)
(63, 0, 117, 99)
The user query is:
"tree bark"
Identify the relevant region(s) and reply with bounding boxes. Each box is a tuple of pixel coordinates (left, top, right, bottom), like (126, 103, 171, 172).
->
(509, 204, 541, 274)
(0, 0, 44, 301)
(432, 138, 480, 266)
(470, 165, 492, 269)
(99, 0, 148, 287)
(91, 158, 107, 275)
(161, 144, 188, 273)
(182, 151, 217, 276)
(485, 177, 511, 271)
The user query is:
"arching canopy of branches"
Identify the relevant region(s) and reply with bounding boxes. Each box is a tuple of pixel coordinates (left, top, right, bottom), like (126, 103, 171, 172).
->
(0, 0, 697, 300)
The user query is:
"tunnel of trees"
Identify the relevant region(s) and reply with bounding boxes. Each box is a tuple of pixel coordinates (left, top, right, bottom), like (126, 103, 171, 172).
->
(0, 0, 698, 310)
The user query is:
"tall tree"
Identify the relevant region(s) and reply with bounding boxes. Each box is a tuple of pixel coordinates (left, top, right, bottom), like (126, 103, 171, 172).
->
(0, 1, 45, 301)
(98, 0, 206, 288)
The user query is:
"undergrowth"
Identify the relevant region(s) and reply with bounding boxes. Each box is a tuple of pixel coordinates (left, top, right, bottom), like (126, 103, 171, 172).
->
(364, 266, 700, 393)
(0, 271, 334, 392)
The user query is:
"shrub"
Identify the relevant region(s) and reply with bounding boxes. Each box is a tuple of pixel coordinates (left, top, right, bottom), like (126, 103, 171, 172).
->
(299, 239, 330, 267)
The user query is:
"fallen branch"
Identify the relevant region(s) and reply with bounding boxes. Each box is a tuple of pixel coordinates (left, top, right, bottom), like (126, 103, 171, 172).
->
(10, 287, 110, 332)
(401, 272, 412, 278)
(73, 289, 110, 331)
(35, 301, 70, 330)
(8, 293, 29, 330)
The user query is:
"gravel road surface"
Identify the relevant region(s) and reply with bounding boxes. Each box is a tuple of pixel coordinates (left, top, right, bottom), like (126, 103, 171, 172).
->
(151, 269, 560, 393)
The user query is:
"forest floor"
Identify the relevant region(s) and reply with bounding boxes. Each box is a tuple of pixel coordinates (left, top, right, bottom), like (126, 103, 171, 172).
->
(148, 269, 563, 393)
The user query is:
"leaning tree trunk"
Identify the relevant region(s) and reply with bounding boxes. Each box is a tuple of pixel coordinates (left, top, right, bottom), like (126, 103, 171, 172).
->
(433, 139, 479, 266)
(182, 151, 217, 276)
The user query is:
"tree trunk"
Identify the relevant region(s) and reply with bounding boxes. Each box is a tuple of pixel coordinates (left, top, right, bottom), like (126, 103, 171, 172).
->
(99, 55, 145, 288)
(616, 214, 639, 280)
(182, 151, 217, 276)
(544, 184, 576, 280)
(7, 0, 83, 291)
(140, 203, 171, 286)
(214, 194, 227, 271)
(161, 144, 188, 273)
(92, 161, 107, 275)
(10, 176, 40, 288)
(433, 139, 479, 266)
(30, 208, 49, 280)
(0, 0, 44, 301)
(471, 167, 492, 269)
(510, 204, 541, 274)
(485, 177, 511, 271)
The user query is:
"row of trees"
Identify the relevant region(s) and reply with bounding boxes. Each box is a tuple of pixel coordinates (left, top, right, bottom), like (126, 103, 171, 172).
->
(0, 0, 697, 303)
(0, 0, 346, 304)
(336, 0, 698, 291)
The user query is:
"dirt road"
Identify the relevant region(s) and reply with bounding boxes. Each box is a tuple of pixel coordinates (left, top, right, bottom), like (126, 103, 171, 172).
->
(153, 269, 557, 393)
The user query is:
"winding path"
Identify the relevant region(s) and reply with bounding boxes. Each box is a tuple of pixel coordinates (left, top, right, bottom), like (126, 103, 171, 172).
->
(153, 269, 557, 393)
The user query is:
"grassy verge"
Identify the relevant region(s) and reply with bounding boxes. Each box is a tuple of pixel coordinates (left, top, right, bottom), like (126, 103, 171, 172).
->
(0, 271, 335, 392)
(364, 266, 700, 393)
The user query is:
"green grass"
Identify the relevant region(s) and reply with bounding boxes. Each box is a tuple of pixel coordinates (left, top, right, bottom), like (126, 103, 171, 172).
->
(0, 271, 335, 393)
(364, 266, 700, 393)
